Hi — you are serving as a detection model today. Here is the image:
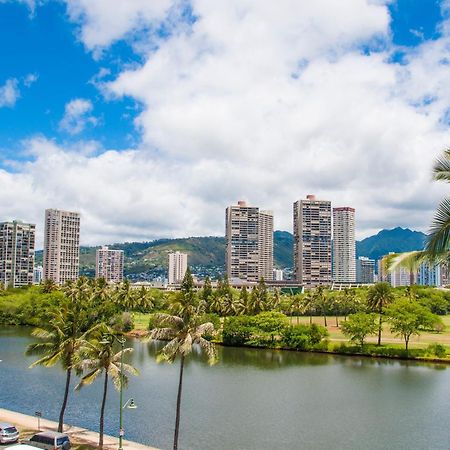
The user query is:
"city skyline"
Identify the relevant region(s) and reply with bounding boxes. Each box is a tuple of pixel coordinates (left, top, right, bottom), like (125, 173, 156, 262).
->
(0, 2, 449, 246)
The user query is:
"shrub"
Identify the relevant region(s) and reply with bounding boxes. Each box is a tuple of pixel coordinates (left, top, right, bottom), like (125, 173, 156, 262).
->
(425, 343, 447, 358)
(281, 324, 328, 350)
(222, 316, 256, 346)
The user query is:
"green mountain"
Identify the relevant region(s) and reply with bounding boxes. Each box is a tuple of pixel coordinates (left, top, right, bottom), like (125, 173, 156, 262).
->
(34, 227, 426, 278)
(356, 227, 426, 261)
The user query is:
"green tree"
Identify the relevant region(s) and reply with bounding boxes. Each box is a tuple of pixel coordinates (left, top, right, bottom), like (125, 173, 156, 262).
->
(254, 311, 289, 345)
(201, 276, 213, 305)
(302, 292, 315, 325)
(385, 299, 442, 351)
(150, 309, 217, 450)
(341, 313, 378, 350)
(313, 286, 329, 327)
(26, 301, 96, 432)
(366, 282, 394, 345)
(75, 329, 138, 449)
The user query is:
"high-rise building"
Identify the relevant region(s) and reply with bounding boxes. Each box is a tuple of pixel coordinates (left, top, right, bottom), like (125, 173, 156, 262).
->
(0, 220, 35, 288)
(417, 263, 441, 286)
(225, 201, 274, 282)
(96, 246, 124, 283)
(293, 195, 332, 287)
(356, 256, 375, 284)
(34, 265, 43, 284)
(333, 207, 356, 283)
(273, 269, 284, 281)
(168, 251, 188, 285)
(43, 209, 80, 285)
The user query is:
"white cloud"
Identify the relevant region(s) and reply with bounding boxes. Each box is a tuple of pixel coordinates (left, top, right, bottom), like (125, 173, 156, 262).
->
(5, 0, 450, 246)
(23, 73, 38, 87)
(59, 98, 98, 135)
(0, 78, 19, 107)
(64, 0, 174, 50)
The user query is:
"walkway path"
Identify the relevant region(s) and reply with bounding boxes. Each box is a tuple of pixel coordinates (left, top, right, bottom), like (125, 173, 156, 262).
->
(0, 408, 159, 450)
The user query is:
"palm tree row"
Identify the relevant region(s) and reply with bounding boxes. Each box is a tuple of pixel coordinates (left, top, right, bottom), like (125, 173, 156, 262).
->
(27, 277, 141, 448)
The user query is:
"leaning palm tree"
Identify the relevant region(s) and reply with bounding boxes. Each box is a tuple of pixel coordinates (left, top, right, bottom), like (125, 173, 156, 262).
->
(75, 329, 138, 449)
(366, 282, 394, 345)
(26, 302, 97, 432)
(389, 148, 450, 272)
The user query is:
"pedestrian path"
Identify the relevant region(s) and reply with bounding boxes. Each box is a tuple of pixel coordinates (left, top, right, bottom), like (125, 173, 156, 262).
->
(0, 408, 159, 450)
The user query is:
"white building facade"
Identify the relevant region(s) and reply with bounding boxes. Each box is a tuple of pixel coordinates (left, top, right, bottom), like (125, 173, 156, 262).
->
(168, 251, 188, 284)
(43, 209, 80, 285)
(332, 207, 356, 283)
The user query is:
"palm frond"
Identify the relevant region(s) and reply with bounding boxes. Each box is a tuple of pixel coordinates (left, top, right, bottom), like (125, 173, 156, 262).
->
(75, 368, 102, 390)
(387, 251, 427, 272)
(195, 322, 215, 336)
(426, 197, 450, 256)
(151, 327, 177, 341)
(433, 148, 450, 182)
(196, 337, 218, 365)
(152, 313, 183, 329)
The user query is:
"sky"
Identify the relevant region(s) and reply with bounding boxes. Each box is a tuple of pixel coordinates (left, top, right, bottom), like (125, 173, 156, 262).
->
(1, 0, 450, 246)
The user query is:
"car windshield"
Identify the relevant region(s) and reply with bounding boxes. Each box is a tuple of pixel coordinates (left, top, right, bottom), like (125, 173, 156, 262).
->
(57, 437, 69, 445)
(4, 427, 18, 434)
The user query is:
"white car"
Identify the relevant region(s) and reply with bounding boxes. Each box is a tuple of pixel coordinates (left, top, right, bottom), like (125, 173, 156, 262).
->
(0, 423, 19, 444)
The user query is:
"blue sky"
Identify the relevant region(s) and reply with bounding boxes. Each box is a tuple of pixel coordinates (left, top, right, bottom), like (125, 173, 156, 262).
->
(1, 0, 450, 244)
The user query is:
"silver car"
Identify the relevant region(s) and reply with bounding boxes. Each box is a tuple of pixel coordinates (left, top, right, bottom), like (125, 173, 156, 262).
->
(26, 431, 70, 450)
(0, 423, 19, 444)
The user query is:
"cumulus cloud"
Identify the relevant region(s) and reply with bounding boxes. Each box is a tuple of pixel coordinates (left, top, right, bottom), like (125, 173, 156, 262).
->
(5, 0, 450, 245)
(65, 0, 174, 50)
(59, 98, 98, 135)
(0, 78, 19, 107)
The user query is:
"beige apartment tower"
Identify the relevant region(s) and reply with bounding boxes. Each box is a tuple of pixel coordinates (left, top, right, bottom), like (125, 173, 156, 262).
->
(43, 209, 80, 285)
(168, 251, 188, 285)
(333, 207, 356, 283)
(0, 221, 35, 288)
(293, 195, 332, 287)
(225, 201, 273, 282)
(96, 246, 124, 283)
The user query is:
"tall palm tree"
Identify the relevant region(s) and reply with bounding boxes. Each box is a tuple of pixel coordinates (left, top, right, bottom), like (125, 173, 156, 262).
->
(75, 330, 138, 449)
(149, 268, 217, 450)
(26, 303, 97, 432)
(366, 282, 394, 345)
(150, 312, 217, 450)
(302, 292, 315, 325)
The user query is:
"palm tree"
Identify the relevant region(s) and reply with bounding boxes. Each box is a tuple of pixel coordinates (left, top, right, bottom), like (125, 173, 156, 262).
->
(149, 269, 217, 450)
(75, 329, 138, 449)
(366, 282, 394, 345)
(389, 148, 450, 272)
(150, 312, 217, 450)
(26, 302, 97, 432)
(302, 292, 315, 325)
(313, 286, 329, 327)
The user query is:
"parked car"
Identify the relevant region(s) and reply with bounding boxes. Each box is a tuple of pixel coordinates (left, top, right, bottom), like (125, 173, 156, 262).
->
(5, 445, 38, 449)
(25, 432, 70, 450)
(0, 423, 19, 444)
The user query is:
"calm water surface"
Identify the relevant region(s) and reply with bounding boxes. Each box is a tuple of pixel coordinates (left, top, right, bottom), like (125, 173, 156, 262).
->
(1, 326, 450, 450)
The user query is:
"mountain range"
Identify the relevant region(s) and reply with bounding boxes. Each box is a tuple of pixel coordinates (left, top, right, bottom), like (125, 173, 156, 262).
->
(36, 227, 427, 279)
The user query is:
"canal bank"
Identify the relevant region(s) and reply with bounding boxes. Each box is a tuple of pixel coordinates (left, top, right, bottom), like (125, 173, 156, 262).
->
(0, 408, 159, 450)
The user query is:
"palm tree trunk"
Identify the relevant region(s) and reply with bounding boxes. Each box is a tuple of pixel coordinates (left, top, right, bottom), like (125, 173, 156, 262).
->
(323, 313, 327, 327)
(296, 315, 299, 325)
(58, 367, 72, 432)
(335, 314, 339, 327)
(377, 312, 382, 346)
(173, 355, 185, 450)
(99, 371, 108, 449)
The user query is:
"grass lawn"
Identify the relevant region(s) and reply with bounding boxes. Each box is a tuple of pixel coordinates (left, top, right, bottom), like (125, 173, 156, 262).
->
(133, 312, 450, 350)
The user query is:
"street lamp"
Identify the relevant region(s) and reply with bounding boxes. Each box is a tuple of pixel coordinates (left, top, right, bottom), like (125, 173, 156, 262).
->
(100, 334, 133, 450)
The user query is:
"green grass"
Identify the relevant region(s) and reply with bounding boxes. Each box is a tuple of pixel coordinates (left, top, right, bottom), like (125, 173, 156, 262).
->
(132, 312, 450, 351)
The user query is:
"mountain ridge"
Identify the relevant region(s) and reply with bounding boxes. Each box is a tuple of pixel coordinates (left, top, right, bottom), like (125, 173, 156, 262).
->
(35, 227, 427, 279)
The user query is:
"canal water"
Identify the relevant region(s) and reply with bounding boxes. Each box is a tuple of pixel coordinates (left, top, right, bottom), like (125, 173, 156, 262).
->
(1, 326, 450, 450)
